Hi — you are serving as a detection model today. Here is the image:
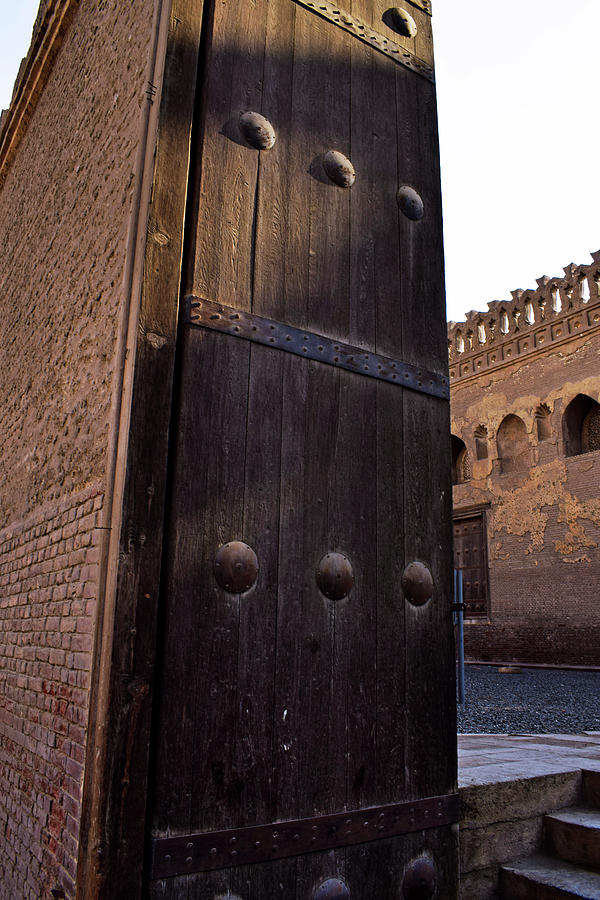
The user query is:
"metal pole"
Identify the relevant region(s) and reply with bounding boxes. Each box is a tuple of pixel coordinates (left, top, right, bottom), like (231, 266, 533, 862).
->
(457, 570, 465, 705)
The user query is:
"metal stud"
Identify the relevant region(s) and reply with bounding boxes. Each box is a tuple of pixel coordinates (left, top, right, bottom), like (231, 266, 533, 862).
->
(316, 552, 354, 601)
(401, 561, 433, 606)
(323, 150, 356, 188)
(397, 185, 424, 220)
(389, 7, 418, 38)
(239, 111, 276, 150)
(213, 541, 259, 593)
(402, 854, 437, 899)
(314, 878, 350, 900)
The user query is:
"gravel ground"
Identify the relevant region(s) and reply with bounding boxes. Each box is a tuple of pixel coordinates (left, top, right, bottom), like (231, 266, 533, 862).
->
(457, 665, 600, 734)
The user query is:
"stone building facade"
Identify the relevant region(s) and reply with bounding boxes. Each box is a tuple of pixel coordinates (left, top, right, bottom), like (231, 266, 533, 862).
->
(449, 252, 600, 667)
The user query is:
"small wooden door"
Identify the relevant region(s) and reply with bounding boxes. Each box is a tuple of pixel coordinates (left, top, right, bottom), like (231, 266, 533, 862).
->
(145, 0, 457, 896)
(453, 514, 489, 618)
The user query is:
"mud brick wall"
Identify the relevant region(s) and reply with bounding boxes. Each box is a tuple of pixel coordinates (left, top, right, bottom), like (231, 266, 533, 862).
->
(450, 254, 600, 666)
(0, 1, 156, 897)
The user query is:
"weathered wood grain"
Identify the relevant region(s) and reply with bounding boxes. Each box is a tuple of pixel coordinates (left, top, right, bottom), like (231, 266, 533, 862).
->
(77, 1, 206, 897)
(142, 2, 457, 898)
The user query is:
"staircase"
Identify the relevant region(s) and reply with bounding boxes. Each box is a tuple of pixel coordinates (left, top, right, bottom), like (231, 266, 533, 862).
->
(500, 771, 600, 898)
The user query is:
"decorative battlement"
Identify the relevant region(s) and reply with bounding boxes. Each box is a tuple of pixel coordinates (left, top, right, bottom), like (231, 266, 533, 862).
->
(448, 251, 600, 383)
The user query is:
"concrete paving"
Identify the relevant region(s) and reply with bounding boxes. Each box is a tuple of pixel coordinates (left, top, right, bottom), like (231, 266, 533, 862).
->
(458, 732, 600, 787)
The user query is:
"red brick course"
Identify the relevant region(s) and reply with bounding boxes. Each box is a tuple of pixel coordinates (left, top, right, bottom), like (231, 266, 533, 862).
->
(0, 487, 103, 899)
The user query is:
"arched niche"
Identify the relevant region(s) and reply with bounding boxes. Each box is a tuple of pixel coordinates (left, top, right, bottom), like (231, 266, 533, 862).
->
(496, 414, 530, 474)
(563, 394, 600, 457)
(474, 424, 488, 460)
(535, 403, 552, 441)
(451, 435, 471, 485)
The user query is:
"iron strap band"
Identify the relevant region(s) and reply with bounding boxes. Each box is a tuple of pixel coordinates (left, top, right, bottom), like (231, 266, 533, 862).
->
(150, 792, 459, 879)
(291, 0, 434, 82)
(184, 297, 449, 401)
(406, 0, 432, 15)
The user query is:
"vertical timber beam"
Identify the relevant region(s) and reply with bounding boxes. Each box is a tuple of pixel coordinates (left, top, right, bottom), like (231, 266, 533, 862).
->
(77, 0, 206, 896)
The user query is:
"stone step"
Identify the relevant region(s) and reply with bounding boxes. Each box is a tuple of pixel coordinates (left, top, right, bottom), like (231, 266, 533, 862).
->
(500, 854, 600, 899)
(545, 808, 600, 869)
(583, 771, 600, 808)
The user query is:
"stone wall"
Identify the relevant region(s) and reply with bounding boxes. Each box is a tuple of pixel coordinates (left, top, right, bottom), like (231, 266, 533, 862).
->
(450, 253, 600, 666)
(0, 1, 156, 896)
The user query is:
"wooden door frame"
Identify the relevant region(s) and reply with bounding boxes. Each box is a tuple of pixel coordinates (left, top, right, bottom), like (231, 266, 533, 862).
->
(77, 1, 207, 896)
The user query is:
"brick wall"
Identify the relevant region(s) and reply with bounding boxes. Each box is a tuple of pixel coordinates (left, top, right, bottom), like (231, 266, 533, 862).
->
(0, 486, 103, 899)
(0, 1, 156, 897)
(450, 255, 600, 666)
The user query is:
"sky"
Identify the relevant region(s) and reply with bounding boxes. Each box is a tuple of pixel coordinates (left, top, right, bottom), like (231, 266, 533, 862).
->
(1, 0, 598, 323)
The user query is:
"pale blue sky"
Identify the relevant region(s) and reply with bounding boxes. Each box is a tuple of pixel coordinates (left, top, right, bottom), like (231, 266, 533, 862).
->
(1, 1, 598, 323)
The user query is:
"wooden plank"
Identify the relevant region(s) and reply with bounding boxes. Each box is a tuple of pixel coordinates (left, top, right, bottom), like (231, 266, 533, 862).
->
(77, 2, 207, 897)
(229, 7, 297, 873)
(328, 371, 378, 811)
(187, 0, 268, 305)
(251, 0, 297, 322)
(303, 9, 352, 339)
(396, 61, 456, 806)
(270, 0, 338, 831)
(271, 352, 309, 826)
(234, 343, 283, 828)
(152, 0, 270, 849)
(148, 328, 249, 836)
(297, 3, 353, 818)
(343, 43, 407, 808)
(274, 359, 340, 820)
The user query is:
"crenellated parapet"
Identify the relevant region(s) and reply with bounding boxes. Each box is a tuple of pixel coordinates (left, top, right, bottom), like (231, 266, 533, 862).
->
(448, 251, 600, 382)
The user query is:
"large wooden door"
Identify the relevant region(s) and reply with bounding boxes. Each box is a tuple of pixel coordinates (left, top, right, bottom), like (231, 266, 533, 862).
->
(145, 0, 457, 896)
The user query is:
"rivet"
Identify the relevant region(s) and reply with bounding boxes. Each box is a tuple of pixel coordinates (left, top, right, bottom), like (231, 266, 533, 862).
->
(388, 7, 418, 38)
(397, 185, 424, 220)
(401, 561, 434, 607)
(402, 854, 437, 899)
(239, 111, 277, 150)
(314, 878, 350, 900)
(323, 150, 356, 188)
(316, 552, 354, 601)
(213, 541, 258, 593)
